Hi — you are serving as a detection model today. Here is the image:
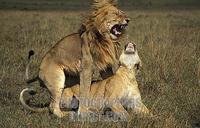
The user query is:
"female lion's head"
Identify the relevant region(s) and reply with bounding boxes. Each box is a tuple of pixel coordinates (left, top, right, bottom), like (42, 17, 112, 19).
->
(84, 0, 130, 41)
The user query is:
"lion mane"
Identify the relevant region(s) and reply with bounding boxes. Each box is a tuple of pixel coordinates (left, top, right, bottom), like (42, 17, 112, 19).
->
(80, 0, 122, 70)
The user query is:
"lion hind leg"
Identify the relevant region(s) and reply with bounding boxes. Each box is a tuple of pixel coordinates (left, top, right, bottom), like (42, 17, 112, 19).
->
(109, 100, 129, 121)
(40, 65, 67, 118)
(60, 88, 77, 111)
(125, 96, 152, 116)
(134, 100, 152, 116)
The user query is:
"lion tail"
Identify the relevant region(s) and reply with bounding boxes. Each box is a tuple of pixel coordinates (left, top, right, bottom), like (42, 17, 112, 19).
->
(20, 88, 49, 113)
(25, 50, 39, 84)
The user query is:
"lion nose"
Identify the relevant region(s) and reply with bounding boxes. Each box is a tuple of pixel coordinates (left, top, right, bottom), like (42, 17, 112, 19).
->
(122, 18, 130, 25)
(126, 19, 130, 23)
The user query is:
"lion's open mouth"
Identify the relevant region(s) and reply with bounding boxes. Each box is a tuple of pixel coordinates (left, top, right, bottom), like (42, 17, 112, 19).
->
(110, 24, 127, 37)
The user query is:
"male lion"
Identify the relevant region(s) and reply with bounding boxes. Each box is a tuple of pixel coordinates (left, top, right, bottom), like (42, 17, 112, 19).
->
(23, 0, 130, 117)
(20, 42, 151, 120)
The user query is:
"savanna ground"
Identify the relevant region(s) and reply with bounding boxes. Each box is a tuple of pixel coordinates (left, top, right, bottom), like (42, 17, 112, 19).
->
(0, 2, 200, 128)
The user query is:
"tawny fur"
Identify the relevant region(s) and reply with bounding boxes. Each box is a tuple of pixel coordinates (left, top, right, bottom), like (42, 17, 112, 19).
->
(21, 0, 130, 117)
(20, 43, 151, 120)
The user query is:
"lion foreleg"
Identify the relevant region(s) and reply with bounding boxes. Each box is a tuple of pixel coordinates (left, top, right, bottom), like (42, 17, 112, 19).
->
(79, 33, 93, 117)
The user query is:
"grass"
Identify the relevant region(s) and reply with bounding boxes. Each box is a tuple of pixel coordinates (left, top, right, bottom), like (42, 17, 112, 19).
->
(0, 0, 200, 10)
(0, 8, 200, 127)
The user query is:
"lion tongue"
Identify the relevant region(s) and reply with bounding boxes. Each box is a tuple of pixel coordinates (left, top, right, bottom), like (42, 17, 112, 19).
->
(113, 28, 121, 35)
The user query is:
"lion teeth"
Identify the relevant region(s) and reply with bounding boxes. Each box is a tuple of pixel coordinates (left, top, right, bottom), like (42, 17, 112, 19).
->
(117, 31, 122, 35)
(113, 28, 121, 35)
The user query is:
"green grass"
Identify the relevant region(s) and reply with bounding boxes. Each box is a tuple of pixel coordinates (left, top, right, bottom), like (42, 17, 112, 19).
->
(0, 9, 200, 127)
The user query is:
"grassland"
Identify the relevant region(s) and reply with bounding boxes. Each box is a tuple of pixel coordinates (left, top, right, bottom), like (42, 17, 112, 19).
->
(0, 8, 200, 128)
(0, 0, 200, 10)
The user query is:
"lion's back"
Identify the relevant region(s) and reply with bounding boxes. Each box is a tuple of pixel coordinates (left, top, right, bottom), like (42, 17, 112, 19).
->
(40, 33, 82, 73)
(53, 33, 82, 60)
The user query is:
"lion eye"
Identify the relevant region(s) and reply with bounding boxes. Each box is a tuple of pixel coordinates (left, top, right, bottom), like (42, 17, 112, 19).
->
(116, 10, 125, 17)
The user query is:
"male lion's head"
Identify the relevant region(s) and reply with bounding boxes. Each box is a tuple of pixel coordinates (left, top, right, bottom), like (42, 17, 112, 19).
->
(84, 0, 130, 41)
